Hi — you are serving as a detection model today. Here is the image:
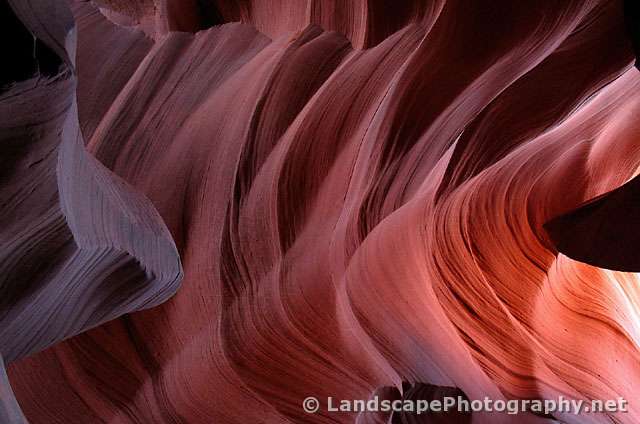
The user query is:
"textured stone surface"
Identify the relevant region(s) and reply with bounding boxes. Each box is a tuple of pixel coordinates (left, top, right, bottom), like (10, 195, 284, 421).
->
(2, 0, 640, 423)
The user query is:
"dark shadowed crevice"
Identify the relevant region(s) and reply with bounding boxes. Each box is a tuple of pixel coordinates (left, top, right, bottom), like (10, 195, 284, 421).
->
(0, 0, 62, 90)
(544, 173, 640, 272)
(195, 0, 224, 29)
(624, 0, 640, 69)
(391, 382, 472, 424)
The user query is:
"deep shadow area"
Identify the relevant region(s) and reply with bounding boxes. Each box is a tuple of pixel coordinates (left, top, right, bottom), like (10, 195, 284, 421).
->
(0, 0, 61, 89)
(195, 0, 224, 29)
(545, 173, 640, 272)
(624, 0, 640, 69)
(391, 382, 472, 424)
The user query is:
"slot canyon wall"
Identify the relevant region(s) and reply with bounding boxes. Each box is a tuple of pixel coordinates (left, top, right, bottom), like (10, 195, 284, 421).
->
(1, 0, 640, 423)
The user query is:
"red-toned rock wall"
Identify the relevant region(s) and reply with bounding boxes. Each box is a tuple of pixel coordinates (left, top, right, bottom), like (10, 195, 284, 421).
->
(2, 0, 640, 423)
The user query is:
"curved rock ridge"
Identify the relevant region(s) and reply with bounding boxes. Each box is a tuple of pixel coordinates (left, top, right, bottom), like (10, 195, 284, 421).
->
(3, 0, 640, 423)
(92, 0, 439, 48)
(1, 0, 182, 420)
